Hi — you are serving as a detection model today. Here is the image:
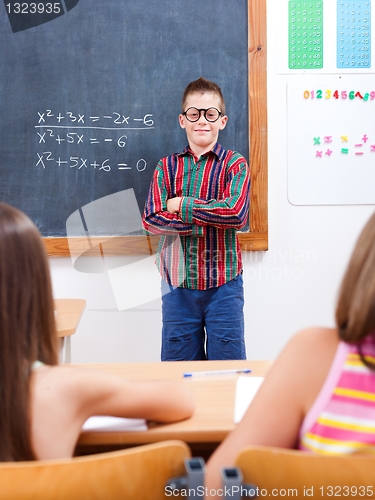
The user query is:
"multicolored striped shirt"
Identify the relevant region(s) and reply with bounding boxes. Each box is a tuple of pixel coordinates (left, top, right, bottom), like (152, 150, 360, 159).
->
(142, 143, 250, 290)
(299, 338, 375, 455)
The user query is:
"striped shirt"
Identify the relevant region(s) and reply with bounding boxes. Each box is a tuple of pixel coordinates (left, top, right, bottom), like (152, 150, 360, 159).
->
(142, 143, 250, 290)
(299, 337, 375, 455)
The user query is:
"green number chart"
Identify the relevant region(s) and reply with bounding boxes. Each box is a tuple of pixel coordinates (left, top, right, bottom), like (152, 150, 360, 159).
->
(289, 1, 324, 69)
(337, 1, 371, 68)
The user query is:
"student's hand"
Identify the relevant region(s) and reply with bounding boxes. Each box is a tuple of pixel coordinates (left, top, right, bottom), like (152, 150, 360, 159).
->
(166, 197, 182, 214)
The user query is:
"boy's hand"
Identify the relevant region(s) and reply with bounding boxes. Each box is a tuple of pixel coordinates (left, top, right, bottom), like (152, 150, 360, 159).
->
(166, 197, 182, 214)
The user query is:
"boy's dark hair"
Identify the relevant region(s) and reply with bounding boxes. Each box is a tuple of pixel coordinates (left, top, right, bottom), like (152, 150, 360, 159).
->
(182, 77, 226, 115)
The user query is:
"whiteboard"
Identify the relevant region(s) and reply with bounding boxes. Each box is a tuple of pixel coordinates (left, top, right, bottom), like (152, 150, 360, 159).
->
(287, 75, 375, 205)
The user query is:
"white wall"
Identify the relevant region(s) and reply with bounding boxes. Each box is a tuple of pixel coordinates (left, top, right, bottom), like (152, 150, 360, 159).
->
(49, 0, 375, 363)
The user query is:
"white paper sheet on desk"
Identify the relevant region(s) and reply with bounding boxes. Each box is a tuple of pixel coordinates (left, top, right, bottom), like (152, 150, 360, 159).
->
(82, 416, 148, 432)
(234, 376, 265, 424)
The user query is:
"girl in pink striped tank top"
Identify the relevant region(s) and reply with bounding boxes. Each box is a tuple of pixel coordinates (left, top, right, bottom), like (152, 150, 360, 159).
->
(299, 336, 375, 454)
(206, 211, 375, 491)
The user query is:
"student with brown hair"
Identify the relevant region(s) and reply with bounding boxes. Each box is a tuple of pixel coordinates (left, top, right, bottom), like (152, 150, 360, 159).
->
(206, 211, 375, 492)
(0, 202, 194, 461)
(143, 77, 250, 361)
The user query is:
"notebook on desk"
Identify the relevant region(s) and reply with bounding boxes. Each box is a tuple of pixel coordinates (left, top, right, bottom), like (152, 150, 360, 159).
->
(233, 376, 264, 424)
(82, 416, 148, 432)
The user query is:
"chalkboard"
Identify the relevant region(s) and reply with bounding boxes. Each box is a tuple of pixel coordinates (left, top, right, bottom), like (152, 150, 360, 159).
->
(0, 0, 250, 240)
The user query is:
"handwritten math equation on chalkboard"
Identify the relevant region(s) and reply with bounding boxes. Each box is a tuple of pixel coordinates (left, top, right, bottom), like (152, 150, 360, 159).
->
(34, 110, 155, 172)
(286, 0, 372, 71)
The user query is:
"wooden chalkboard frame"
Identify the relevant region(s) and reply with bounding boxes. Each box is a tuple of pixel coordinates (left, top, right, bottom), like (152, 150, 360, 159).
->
(44, 0, 268, 256)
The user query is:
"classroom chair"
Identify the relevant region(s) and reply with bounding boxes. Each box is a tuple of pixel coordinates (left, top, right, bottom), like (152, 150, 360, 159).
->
(0, 440, 190, 500)
(234, 445, 375, 497)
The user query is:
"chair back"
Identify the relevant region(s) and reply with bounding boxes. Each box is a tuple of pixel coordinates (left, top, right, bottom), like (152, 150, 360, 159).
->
(235, 446, 375, 496)
(0, 440, 190, 500)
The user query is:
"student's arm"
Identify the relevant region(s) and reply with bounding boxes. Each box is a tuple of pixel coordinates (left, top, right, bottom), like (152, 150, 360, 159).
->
(179, 154, 250, 231)
(64, 367, 195, 424)
(143, 161, 198, 236)
(205, 328, 338, 495)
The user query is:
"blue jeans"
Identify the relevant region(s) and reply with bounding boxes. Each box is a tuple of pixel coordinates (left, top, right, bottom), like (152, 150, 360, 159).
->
(161, 274, 246, 360)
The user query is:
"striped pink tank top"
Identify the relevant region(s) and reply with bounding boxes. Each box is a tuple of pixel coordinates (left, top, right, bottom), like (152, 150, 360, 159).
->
(299, 337, 375, 455)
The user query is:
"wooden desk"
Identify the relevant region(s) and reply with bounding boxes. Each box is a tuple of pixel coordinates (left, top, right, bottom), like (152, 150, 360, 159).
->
(76, 359, 271, 458)
(55, 299, 86, 363)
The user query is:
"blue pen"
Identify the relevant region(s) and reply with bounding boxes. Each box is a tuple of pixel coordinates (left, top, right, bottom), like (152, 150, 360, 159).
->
(183, 368, 251, 378)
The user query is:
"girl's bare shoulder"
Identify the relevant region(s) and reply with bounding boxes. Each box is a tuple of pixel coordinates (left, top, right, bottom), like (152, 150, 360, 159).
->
(289, 326, 339, 357)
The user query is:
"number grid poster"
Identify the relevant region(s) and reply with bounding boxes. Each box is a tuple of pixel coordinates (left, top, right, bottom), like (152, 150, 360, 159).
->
(277, 1, 374, 74)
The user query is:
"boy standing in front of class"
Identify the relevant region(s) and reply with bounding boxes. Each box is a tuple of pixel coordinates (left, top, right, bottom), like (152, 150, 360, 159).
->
(143, 77, 250, 361)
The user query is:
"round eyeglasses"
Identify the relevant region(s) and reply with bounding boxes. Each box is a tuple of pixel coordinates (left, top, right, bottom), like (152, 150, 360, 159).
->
(183, 107, 223, 123)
